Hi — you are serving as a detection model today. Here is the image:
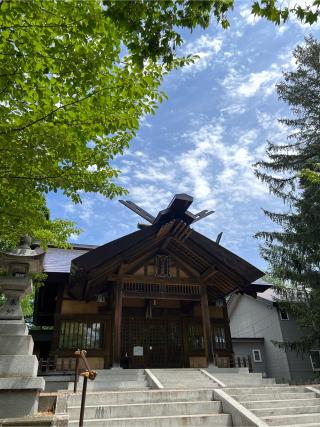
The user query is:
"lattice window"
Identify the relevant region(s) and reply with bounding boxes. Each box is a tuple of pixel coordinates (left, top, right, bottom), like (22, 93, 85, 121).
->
(188, 323, 204, 351)
(155, 255, 170, 277)
(59, 321, 104, 350)
(213, 325, 226, 350)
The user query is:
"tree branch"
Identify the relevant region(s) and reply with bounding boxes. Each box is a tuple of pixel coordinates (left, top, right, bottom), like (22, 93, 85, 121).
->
(0, 83, 126, 135)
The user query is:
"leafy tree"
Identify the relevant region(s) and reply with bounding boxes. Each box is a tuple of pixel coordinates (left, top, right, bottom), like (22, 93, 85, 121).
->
(252, 0, 320, 25)
(0, 0, 168, 248)
(1, 0, 319, 250)
(255, 37, 320, 351)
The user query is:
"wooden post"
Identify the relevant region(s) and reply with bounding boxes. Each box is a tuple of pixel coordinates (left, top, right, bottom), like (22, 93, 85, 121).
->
(113, 281, 123, 367)
(200, 284, 214, 366)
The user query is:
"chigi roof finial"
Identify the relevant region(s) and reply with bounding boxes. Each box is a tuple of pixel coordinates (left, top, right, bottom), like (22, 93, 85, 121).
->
(119, 193, 214, 227)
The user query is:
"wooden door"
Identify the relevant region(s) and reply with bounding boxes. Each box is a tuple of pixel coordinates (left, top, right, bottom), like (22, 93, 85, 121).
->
(121, 317, 183, 368)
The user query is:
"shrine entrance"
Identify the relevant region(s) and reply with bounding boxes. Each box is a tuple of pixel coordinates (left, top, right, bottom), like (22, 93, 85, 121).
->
(121, 317, 183, 368)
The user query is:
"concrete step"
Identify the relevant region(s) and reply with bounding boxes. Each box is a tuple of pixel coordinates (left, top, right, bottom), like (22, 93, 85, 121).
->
(210, 374, 275, 386)
(277, 424, 320, 427)
(149, 369, 216, 388)
(92, 370, 145, 378)
(83, 385, 149, 391)
(262, 413, 320, 426)
(252, 404, 320, 417)
(208, 367, 250, 373)
(68, 369, 149, 391)
(156, 379, 216, 385)
(151, 369, 203, 372)
(231, 392, 316, 402)
(207, 372, 263, 378)
(68, 389, 215, 406)
(225, 386, 308, 395)
(68, 401, 222, 420)
(0, 335, 33, 355)
(243, 398, 320, 410)
(83, 381, 148, 386)
(94, 369, 145, 376)
(68, 413, 232, 426)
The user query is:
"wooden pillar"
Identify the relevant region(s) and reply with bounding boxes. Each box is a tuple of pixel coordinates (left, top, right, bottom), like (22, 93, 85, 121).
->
(200, 284, 214, 365)
(50, 281, 64, 358)
(113, 281, 123, 367)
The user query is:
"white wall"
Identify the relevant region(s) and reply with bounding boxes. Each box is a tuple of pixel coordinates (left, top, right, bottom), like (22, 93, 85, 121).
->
(229, 295, 291, 382)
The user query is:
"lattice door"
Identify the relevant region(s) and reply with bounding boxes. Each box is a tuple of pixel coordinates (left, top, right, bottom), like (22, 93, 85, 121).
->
(121, 318, 183, 368)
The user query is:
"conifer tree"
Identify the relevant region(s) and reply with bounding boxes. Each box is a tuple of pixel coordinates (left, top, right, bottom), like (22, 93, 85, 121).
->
(255, 36, 320, 351)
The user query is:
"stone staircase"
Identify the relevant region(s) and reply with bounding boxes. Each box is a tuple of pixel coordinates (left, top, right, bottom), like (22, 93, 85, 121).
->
(226, 385, 320, 426)
(66, 389, 232, 426)
(205, 367, 276, 387)
(63, 368, 320, 426)
(68, 368, 148, 391)
(149, 368, 218, 389)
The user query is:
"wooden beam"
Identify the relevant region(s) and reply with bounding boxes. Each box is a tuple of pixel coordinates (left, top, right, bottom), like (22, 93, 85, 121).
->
(170, 238, 209, 270)
(181, 229, 192, 243)
(112, 280, 123, 367)
(181, 237, 248, 287)
(200, 265, 217, 282)
(178, 225, 191, 242)
(124, 247, 160, 275)
(163, 252, 200, 278)
(156, 220, 175, 239)
(171, 220, 186, 237)
(88, 235, 159, 286)
(119, 200, 155, 223)
(200, 284, 214, 366)
(160, 236, 172, 251)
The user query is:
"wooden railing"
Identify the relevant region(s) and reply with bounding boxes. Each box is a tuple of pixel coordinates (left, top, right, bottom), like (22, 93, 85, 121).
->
(215, 354, 253, 371)
(73, 349, 97, 427)
(38, 357, 75, 374)
(123, 280, 200, 297)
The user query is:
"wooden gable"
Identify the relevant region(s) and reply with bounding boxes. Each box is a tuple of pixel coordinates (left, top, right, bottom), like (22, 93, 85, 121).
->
(69, 194, 264, 301)
(128, 254, 191, 280)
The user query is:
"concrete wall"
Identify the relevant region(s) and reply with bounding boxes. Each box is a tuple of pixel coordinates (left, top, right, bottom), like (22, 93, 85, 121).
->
(232, 340, 267, 375)
(277, 309, 315, 384)
(229, 295, 291, 382)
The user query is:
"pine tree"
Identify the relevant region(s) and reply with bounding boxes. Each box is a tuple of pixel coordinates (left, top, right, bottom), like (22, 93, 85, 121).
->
(255, 36, 320, 351)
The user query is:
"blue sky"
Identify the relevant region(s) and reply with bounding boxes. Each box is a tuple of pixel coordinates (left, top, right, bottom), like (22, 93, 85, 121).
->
(47, 2, 319, 271)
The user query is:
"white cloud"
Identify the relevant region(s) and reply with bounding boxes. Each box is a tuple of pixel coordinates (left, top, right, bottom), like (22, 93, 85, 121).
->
(181, 35, 223, 73)
(237, 68, 281, 97)
(222, 46, 298, 100)
(276, 25, 289, 35)
(221, 104, 247, 115)
(87, 164, 97, 172)
(240, 5, 261, 25)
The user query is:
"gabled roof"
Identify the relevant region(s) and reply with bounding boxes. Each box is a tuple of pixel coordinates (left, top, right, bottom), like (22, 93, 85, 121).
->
(71, 225, 155, 273)
(68, 194, 264, 300)
(44, 247, 91, 273)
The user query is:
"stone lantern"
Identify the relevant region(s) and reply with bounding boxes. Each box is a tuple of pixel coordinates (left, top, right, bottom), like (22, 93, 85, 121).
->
(0, 236, 45, 419)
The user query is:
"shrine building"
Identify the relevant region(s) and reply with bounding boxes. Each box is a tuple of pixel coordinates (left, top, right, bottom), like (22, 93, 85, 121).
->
(33, 194, 265, 370)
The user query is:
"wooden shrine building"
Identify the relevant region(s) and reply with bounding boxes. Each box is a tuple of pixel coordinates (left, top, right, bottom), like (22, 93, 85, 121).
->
(33, 194, 265, 370)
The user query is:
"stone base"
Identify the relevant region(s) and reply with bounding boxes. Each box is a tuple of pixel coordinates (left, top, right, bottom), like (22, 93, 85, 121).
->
(0, 390, 40, 418)
(0, 355, 38, 377)
(0, 414, 69, 426)
(0, 318, 45, 418)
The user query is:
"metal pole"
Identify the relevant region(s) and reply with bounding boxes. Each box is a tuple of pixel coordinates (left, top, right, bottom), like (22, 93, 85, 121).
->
(74, 353, 80, 393)
(79, 375, 88, 427)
